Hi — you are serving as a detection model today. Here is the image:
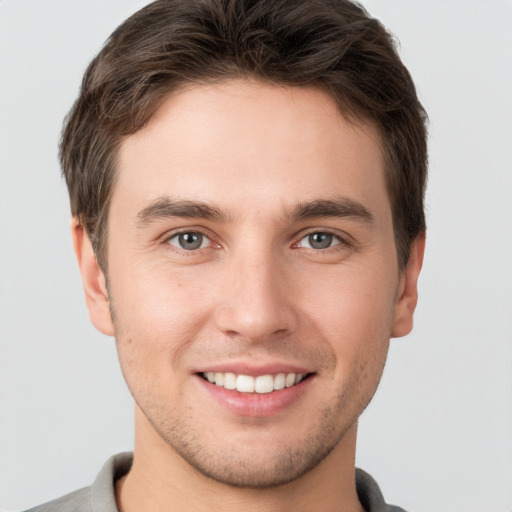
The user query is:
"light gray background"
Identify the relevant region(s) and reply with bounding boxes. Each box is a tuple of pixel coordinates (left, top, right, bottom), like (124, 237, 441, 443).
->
(1, 1, 511, 511)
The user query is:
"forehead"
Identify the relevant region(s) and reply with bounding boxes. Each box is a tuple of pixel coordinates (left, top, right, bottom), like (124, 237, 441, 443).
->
(114, 79, 389, 221)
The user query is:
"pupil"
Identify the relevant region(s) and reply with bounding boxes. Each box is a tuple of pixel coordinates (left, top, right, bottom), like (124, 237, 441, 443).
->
(179, 232, 202, 250)
(309, 233, 332, 249)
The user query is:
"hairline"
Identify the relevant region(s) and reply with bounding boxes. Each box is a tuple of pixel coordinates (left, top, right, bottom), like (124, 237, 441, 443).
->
(87, 78, 410, 275)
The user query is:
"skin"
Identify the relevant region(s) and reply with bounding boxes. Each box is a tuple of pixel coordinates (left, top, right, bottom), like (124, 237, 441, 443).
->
(73, 80, 424, 512)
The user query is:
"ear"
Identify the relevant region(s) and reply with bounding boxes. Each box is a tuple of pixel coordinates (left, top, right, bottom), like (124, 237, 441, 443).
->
(71, 218, 115, 337)
(391, 233, 426, 338)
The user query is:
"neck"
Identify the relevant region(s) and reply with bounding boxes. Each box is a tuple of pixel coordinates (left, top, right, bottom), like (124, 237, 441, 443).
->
(116, 411, 364, 512)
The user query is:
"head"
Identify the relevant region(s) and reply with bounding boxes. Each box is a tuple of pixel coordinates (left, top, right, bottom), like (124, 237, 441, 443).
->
(64, 0, 427, 492)
(61, 0, 427, 273)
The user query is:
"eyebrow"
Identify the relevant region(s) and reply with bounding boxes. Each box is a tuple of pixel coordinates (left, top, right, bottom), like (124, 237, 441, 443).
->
(136, 196, 373, 227)
(286, 198, 374, 223)
(136, 197, 230, 226)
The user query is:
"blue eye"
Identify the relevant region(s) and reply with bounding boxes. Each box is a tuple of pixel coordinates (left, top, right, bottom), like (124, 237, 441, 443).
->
(168, 232, 210, 251)
(299, 232, 340, 250)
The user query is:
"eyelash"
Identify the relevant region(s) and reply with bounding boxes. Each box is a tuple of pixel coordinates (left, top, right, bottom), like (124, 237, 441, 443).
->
(165, 230, 215, 254)
(163, 229, 351, 255)
(293, 231, 346, 251)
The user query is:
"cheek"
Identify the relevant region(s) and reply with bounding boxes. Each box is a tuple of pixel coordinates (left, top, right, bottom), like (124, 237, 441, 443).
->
(109, 264, 217, 389)
(300, 266, 396, 376)
(112, 259, 215, 332)
(305, 265, 397, 335)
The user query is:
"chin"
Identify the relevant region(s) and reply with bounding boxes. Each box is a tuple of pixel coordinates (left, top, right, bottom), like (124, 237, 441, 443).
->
(148, 410, 354, 489)
(175, 441, 339, 489)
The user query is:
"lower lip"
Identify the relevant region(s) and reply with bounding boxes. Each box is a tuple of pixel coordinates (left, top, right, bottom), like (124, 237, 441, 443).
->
(196, 375, 313, 417)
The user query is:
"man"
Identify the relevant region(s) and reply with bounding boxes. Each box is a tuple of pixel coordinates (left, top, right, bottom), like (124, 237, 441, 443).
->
(27, 0, 427, 510)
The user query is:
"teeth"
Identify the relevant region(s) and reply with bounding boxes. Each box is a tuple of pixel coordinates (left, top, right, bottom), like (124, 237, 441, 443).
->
(274, 373, 286, 390)
(236, 374, 255, 393)
(202, 371, 306, 393)
(285, 373, 295, 388)
(255, 375, 274, 393)
(223, 372, 236, 390)
(214, 372, 224, 386)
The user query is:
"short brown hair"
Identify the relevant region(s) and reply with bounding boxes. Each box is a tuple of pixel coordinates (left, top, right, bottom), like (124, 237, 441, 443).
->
(60, 0, 428, 270)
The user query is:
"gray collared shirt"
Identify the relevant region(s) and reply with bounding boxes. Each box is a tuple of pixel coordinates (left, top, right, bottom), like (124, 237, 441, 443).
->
(24, 453, 406, 512)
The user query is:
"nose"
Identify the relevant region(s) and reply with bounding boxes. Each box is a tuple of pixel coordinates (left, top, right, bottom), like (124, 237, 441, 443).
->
(213, 245, 297, 343)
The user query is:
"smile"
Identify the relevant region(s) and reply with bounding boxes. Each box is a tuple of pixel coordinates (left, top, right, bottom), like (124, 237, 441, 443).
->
(201, 372, 307, 394)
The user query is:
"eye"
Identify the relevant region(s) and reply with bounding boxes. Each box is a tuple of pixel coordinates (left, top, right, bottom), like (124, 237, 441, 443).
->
(297, 232, 341, 250)
(168, 231, 210, 251)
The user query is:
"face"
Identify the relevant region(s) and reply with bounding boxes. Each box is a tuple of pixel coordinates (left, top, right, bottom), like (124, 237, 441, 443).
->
(76, 80, 422, 488)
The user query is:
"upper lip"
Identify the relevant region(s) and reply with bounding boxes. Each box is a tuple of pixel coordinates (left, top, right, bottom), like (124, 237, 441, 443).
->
(194, 362, 313, 376)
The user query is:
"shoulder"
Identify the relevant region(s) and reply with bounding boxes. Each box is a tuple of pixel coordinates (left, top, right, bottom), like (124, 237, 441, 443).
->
(356, 468, 408, 512)
(23, 487, 91, 512)
(22, 453, 132, 512)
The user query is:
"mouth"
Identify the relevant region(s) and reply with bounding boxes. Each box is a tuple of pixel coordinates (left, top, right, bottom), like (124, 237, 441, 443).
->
(199, 371, 311, 394)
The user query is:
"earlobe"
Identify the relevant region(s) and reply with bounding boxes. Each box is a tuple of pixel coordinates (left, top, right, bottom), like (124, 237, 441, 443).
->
(71, 218, 115, 337)
(391, 233, 426, 338)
